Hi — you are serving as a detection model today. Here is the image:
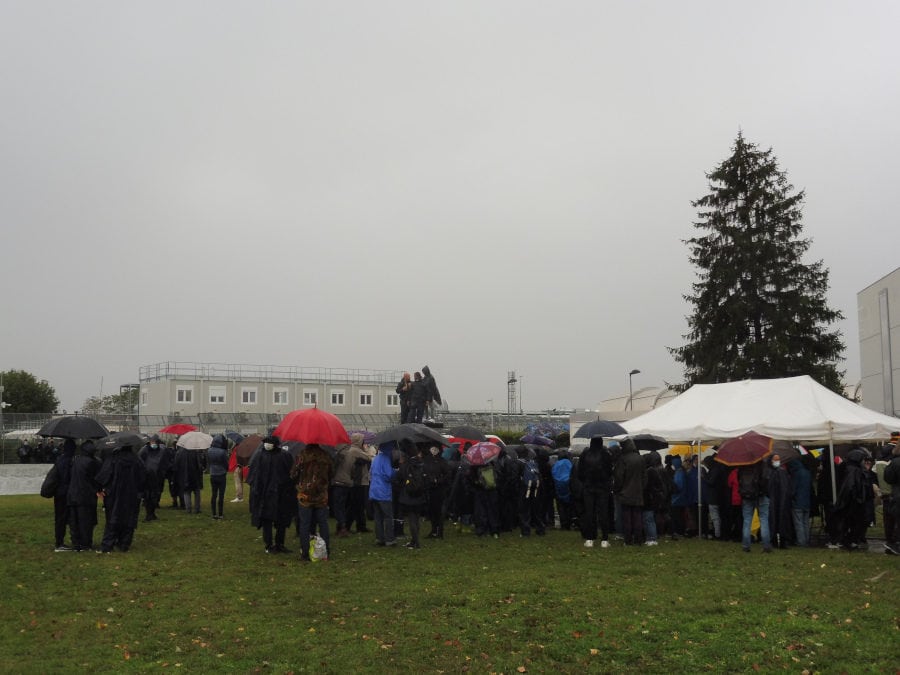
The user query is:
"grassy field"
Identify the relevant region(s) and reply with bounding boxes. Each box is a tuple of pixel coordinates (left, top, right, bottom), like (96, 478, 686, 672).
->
(1, 486, 898, 674)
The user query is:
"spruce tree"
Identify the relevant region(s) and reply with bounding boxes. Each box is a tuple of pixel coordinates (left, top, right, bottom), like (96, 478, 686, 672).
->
(671, 132, 845, 393)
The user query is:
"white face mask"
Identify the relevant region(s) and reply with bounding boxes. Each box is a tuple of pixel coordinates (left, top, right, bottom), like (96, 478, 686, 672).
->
(772, 460, 781, 468)
(150, 444, 158, 449)
(263, 443, 275, 451)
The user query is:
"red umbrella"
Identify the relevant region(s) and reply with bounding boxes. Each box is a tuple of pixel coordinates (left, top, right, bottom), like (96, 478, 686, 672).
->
(273, 408, 350, 446)
(466, 441, 502, 466)
(160, 423, 197, 435)
(714, 431, 774, 466)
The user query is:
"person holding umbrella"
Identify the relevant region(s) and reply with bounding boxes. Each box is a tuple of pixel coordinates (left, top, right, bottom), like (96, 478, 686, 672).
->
(49, 439, 76, 551)
(292, 442, 335, 561)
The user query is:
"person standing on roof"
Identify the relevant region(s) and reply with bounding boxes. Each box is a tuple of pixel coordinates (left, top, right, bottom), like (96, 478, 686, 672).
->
(396, 373, 413, 424)
(410, 372, 427, 424)
(422, 365, 441, 422)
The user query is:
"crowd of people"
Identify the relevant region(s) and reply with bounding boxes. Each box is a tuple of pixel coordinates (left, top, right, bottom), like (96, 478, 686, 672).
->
(40, 428, 900, 560)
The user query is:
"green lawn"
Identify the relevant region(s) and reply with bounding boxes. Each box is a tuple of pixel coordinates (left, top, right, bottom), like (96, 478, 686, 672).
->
(1, 488, 897, 674)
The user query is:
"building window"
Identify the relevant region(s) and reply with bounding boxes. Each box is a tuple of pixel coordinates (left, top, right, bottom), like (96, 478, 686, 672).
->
(303, 390, 318, 406)
(273, 389, 288, 405)
(241, 387, 257, 405)
(386, 393, 399, 407)
(141, 391, 148, 406)
(209, 386, 226, 405)
(359, 391, 373, 407)
(176, 386, 193, 404)
(331, 391, 345, 406)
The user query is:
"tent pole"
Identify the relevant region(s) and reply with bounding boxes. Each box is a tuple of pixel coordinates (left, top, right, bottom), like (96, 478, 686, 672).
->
(829, 425, 837, 507)
(695, 440, 702, 539)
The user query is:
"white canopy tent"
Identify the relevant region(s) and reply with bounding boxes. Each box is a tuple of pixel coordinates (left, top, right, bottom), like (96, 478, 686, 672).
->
(621, 375, 900, 443)
(622, 375, 900, 513)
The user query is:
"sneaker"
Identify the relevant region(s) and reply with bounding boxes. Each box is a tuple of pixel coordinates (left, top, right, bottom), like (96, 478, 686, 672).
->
(584, 539, 594, 548)
(230, 497, 243, 503)
(385, 540, 397, 547)
(54, 545, 73, 552)
(492, 533, 499, 540)
(404, 541, 418, 549)
(884, 543, 899, 556)
(600, 540, 610, 549)
(644, 540, 658, 546)
(825, 543, 841, 550)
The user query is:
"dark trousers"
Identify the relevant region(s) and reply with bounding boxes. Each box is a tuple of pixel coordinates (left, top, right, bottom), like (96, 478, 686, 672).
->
(168, 478, 184, 508)
(426, 488, 446, 536)
(581, 489, 610, 541)
(210, 474, 226, 517)
(53, 496, 69, 547)
(556, 498, 575, 530)
(260, 519, 286, 550)
(518, 493, 545, 536)
(403, 504, 421, 546)
(349, 485, 369, 531)
(621, 504, 644, 544)
(298, 504, 330, 560)
(473, 490, 500, 535)
(68, 504, 96, 550)
(332, 485, 351, 530)
(101, 521, 135, 552)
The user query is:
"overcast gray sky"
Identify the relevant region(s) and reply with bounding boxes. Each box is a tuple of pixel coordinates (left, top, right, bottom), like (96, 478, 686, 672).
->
(2, 2, 898, 414)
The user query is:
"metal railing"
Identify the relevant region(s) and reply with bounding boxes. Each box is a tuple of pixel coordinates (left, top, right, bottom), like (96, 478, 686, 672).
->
(139, 361, 405, 386)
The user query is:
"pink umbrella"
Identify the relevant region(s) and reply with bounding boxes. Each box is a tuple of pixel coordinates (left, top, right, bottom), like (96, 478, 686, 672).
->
(466, 442, 502, 466)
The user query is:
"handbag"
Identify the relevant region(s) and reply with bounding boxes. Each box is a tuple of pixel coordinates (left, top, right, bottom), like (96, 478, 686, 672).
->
(40, 465, 59, 498)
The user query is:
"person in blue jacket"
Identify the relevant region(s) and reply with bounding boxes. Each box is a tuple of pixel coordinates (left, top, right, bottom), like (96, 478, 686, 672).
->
(369, 441, 398, 546)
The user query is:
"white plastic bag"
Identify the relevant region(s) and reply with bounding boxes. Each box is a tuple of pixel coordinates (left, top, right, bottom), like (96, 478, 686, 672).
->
(309, 534, 328, 562)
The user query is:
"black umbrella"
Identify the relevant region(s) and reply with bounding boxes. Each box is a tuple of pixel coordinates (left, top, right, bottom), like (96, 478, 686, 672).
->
(38, 415, 110, 440)
(447, 425, 488, 442)
(627, 434, 669, 451)
(282, 440, 338, 461)
(373, 423, 450, 447)
(95, 431, 146, 454)
(573, 419, 627, 440)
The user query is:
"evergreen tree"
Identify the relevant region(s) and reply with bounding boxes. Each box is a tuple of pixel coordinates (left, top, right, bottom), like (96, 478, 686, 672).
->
(671, 132, 845, 393)
(0, 369, 59, 413)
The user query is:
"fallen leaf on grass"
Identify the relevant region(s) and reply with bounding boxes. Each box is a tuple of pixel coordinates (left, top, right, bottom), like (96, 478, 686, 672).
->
(517, 667, 526, 673)
(590, 649, 599, 656)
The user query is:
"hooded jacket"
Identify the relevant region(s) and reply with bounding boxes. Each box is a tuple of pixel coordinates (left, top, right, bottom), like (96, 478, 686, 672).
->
(613, 439, 647, 507)
(206, 435, 230, 477)
(578, 437, 613, 491)
(369, 443, 397, 502)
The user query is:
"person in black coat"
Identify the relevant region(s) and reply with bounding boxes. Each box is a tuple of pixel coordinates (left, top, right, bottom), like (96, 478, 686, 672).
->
(96, 441, 147, 553)
(833, 448, 869, 550)
(767, 454, 793, 549)
(67, 441, 101, 551)
(396, 373, 413, 424)
(138, 434, 170, 522)
(409, 372, 427, 424)
(394, 445, 428, 548)
(247, 435, 295, 553)
(174, 443, 205, 514)
(578, 436, 613, 548)
(50, 439, 76, 551)
(422, 443, 452, 539)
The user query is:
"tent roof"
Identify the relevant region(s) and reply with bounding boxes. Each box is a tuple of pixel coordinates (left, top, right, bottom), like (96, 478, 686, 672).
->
(622, 375, 900, 443)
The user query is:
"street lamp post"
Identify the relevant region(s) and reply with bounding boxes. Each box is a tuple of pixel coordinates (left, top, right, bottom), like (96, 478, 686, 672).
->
(628, 369, 641, 411)
(487, 399, 494, 432)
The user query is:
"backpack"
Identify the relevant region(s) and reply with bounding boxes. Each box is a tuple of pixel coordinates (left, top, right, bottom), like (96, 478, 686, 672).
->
(404, 461, 426, 498)
(738, 464, 762, 500)
(551, 459, 572, 503)
(520, 458, 540, 498)
(476, 464, 497, 490)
